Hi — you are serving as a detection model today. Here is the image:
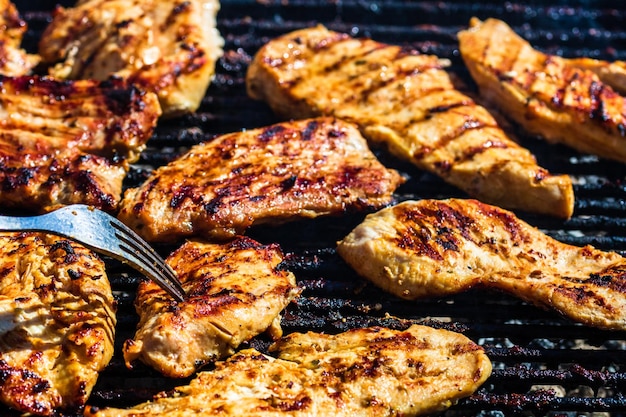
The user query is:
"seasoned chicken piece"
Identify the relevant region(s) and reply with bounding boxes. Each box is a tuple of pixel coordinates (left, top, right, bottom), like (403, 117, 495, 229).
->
(89, 325, 492, 416)
(337, 198, 626, 331)
(458, 18, 626, 163)
(123, 236, 300, 378)
(246, 25, 574, 219)
(0, 232, 116, 416)
(565, 57, 626, 95)
(0, 76, 160, 213)
(38, 0, 223, 117)
(118, 117, 404, 242)
(0, 0, 39, 76)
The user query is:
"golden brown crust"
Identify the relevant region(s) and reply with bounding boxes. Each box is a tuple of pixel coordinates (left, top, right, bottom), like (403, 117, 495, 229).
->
(123, 236, 300, 378)
(39, 0, 224, 117)
(337, 198, 626, 330)
(246, 25, 574, 219)
(0, 76, 160, 213)
(0, 232, 116, 416)
(566, 57, 626, 95)
(118, 117, 404, 242)
(88, 325, 491, 416)
(458, 17, 626, 163)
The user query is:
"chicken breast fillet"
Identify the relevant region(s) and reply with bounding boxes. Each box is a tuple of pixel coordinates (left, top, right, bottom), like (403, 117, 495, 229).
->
(123, 236, 300, 378)
(337, 198, 626, 331)
(118, 117, 404, 242)
(458, 18, 626, 163)
(89, 325, 491, 417)
(0, 76, 160, 213)
(0, 0, 39, 76)
(246, 25, 574, 219)
(38, 0, 224, 117)
(0, 232, 116, 416)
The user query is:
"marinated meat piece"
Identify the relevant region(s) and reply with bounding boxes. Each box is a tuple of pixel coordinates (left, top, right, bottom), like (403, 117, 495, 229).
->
(337, 198, 626, 331)
(0, 232, 116, 416)
(0, 0, 39, 76)
(89, 325, 492, 416)
(123, 236, 300, 378)
(38, 0, 224, 117)
(458, 18, 626, 163)
(118, 117, 404, 242)
(0, 76, 160, 213)
(246, 25, 574, 219)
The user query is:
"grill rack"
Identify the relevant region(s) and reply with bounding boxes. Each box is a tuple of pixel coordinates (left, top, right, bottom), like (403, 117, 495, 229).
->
(10, 1, 626, 416)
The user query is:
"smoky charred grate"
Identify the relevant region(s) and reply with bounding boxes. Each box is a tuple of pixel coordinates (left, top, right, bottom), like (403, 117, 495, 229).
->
(2, 1, 625, 416)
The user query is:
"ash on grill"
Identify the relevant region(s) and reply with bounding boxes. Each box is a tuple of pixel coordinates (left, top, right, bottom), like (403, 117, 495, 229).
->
(9, 1, 626, 416)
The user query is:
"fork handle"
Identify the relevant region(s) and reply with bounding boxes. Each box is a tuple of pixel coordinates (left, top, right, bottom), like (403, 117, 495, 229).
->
(0, 213, 49, 233)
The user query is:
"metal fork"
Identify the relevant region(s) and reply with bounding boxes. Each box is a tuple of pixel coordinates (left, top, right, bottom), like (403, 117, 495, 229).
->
(0, 205, 186, 302)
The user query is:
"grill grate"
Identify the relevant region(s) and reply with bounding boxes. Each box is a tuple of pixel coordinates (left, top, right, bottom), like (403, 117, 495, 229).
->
(8, 1, 626, 416)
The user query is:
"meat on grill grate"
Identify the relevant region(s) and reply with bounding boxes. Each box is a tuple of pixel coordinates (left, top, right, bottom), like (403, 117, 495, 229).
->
(3, 0, 626, 416)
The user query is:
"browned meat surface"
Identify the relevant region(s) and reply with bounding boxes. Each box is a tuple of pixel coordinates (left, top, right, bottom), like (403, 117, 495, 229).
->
(337, 198, 626, 331)
(458, 18, 626, 163)
(123, 236, 300, 378)
(0, 232, 116, 416)
(88, 325, 491, 416)
(0, 76, 160, 213)
(0, 0, 39, 76)
(246, 25, 574, 219)
(566, 57, 626, 95)
(118, 117, 404, 242)
(38, 0, 223, 117)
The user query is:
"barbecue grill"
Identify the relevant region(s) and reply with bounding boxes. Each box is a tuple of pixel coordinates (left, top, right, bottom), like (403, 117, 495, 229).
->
(8, 0, 626, 416)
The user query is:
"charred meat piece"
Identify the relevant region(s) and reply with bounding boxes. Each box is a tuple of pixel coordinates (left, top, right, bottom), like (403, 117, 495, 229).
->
(0, 76, 160, 213)
(123, 236, 300, 378)
(118, 117, 404, 242)
(89, 325, 491, 416)
(0, 232, 116, 416)
(0, 0, 39, 76)
(337, 198, 626, 331)
(246, 25, 574, 219)
(458, 18, 626, 163)
(38, 0, 224, 117)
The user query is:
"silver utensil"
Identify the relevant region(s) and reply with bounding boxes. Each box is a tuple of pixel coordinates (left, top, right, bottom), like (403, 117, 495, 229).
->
(0, 204, 186, 302)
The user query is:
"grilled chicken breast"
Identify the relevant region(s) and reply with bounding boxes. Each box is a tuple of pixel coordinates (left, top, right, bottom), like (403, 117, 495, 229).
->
(123, 236, 300, 378)
(0, 0, 39, 76)
(0, 76, 160, 213)
(38, 0, 223, 117)
(89, 325, 491, 416)
(0, 232, 116, 416)
(458, 18, 626, 163)
(246, 25, 574, 219)
(337, 198, 626, 330)
(118, 117, 404, 242)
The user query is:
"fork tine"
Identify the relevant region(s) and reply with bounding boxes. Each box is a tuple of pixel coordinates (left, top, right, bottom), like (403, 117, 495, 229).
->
(108, 220, 186, 302)
(116, 242, 185, 302)
(115, 233, 185, 297)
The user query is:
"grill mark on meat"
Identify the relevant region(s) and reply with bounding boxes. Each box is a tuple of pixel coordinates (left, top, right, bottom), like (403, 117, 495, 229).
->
(587, 265, 626, 293)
